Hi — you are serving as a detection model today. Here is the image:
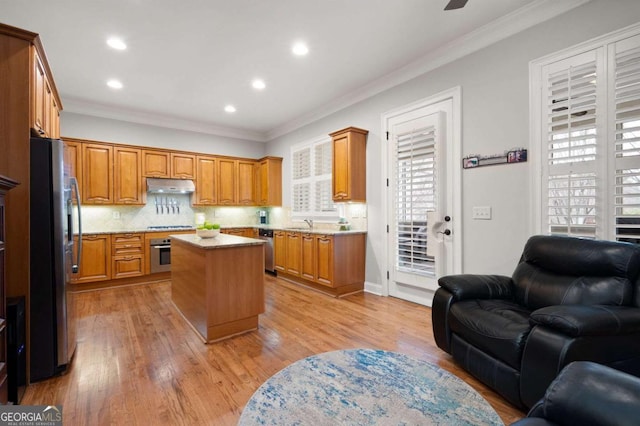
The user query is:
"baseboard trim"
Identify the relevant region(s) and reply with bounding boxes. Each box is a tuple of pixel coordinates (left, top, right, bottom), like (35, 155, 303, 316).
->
(364, 281, 383, 296)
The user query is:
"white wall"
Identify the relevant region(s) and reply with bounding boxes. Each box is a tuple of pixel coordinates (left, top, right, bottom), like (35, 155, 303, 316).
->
(61, 112, 266, 158)
(265, 0, 640, 286)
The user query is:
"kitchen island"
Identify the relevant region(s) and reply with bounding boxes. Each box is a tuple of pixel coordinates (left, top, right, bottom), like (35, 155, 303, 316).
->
(170, 233, 265, 343)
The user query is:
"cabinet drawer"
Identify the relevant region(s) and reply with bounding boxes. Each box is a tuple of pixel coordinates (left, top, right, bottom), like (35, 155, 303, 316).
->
(111, 233, 144, 255)
(112, 255, 144, 279)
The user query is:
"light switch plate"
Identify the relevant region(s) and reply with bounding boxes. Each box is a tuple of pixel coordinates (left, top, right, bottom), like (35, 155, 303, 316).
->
(112, 211, 121, 219)
(472, 206, 491, 220)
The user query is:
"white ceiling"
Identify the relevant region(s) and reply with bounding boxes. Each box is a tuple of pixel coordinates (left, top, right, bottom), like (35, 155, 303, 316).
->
(1, 0, 587, 141)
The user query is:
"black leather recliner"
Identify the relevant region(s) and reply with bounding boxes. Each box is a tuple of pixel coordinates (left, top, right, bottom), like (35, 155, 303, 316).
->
(432, 235, 640, 409)
(511, 361, 640, 426)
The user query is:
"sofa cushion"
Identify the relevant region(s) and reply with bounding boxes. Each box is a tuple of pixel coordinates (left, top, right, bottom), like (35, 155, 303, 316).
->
(512, 263, 632, 310)
(449, 299, 532, 369)
(512, 235, 640, 309)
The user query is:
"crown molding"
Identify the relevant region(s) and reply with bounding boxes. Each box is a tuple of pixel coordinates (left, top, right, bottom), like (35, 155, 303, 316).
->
(62, 97, 269, 142)
(266, 0, 591, 141)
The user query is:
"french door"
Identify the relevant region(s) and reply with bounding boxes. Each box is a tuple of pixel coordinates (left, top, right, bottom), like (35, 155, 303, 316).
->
(384, 91, 460, 306)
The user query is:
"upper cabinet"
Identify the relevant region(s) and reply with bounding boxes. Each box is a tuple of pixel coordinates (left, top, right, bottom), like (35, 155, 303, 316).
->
(170, 153, 195, 179)
(217, 159, 237, 205)
(255, 157, 282, 206)
(82, 143, 113, 204)
(142, 150, 170, 178)
(31, 49, 61, 139)
(330, 127, 368, 202)
(60, 138, 282, 207)
(113, 147, 144, 205)
(237, 160, 255, 206)
(141, 150, 195, 179)
(194, 156, 217, 205)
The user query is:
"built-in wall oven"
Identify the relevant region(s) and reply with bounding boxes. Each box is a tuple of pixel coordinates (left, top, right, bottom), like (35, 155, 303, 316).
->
(149, 237, 172, 273)
(147, 225, 193, 273)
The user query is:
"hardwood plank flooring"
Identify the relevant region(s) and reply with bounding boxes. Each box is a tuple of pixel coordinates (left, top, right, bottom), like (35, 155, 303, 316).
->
(23, 275, 525, 424)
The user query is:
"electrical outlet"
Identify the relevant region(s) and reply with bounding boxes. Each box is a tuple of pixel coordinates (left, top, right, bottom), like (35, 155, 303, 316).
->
(112, 211, 121, 219)
(472, 206, 491, 220)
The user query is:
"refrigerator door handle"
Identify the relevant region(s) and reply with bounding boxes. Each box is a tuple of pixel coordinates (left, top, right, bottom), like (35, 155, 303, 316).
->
(71, 177, 82, 273)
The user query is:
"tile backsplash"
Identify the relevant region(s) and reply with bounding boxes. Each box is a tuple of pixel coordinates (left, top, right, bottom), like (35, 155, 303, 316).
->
(79, 195, 367, 232)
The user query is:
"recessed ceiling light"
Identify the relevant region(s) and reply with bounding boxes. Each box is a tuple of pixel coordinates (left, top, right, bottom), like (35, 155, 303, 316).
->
(224, 105, 237, 113)
(107, 37, 127, 50)
(107, 79, 123, 89)
(292, 42, 309, 56)
(252, 79, 266, 90)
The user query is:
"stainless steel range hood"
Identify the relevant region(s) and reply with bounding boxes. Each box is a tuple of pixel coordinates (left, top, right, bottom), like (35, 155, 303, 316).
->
(147, 178, 195, 194)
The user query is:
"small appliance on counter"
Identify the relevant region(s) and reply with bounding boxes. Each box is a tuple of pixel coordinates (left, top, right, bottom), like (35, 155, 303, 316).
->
(258, 210, 269, 225)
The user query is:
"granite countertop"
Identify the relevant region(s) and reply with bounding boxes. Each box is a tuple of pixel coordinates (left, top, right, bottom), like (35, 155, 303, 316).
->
(81, 225, 367, 236)
(171, 233, 265, 249)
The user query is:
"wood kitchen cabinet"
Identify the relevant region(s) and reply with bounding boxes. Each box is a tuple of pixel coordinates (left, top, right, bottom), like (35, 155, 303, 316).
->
(315, 234, 334, 286)
(71, 234, 111, 283)
(31, 49, 61, 139)
(237, 160, 256, 205)
(274, 230, 366, 297)
(255, 157, 282, 206)
(114, 147, 144, 205)
(300, 233, 316, 281)
(285, 232, 302, 276)
(274, 231, 286, 272)
(82, 143, 113, 204)
(217, 158, 237, 205)
(194, 156, 217, 205)
(170, 153, 195, 179)
(111, 233, 144, 279)
(63, 140, 82, 197)
(330, 127, 368, 202)
(142, 150, 170, 178)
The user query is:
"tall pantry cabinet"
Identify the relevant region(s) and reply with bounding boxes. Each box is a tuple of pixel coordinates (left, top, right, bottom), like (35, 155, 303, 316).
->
(0, 23, 63, 383)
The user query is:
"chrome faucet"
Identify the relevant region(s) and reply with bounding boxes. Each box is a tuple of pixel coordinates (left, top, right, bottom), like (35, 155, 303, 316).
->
(304, 219, 314, 229)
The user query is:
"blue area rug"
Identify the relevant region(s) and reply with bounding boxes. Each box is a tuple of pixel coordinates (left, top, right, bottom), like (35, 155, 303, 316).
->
(239, 348, 503, 425)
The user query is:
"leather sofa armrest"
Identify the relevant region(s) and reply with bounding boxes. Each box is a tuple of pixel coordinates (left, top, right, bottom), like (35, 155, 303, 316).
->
(530, 305, 640, 337)
(437, 274, 513, 301)
(512, 361, 640, 426)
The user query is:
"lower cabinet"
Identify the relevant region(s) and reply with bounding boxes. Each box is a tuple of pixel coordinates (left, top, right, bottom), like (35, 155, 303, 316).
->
(71, 234, 111, 283)
(315, 235, 334, 286)
(274, 231, 286, 272)
(285, 232, 302, 276)
(111, 233, 144, 279)
(274, 231, 366, 296)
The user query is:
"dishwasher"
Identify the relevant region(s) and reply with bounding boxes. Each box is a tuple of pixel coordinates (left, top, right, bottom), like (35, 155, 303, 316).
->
(258, 228, 275, 272)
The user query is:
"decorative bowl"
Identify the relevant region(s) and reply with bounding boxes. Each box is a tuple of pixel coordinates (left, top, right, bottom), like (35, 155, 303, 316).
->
(196, 228, 220, 238)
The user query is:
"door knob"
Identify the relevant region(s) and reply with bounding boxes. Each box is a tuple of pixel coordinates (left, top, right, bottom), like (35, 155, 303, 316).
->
(439, 229, 451, 236)
(444, 216, 451, 222)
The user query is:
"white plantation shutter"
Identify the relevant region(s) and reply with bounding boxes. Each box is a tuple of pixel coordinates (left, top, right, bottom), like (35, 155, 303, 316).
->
(542, 51, 601, 238)
(395, 126, 436, 276)
(291, 138, 337, 218)
(536, 27, 640, 243)
(614, 35, 640, 243)
(314, 141, 335, 213)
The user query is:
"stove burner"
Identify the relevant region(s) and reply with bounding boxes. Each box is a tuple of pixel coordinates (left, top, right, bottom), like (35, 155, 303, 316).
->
(147, 225, 194, 230)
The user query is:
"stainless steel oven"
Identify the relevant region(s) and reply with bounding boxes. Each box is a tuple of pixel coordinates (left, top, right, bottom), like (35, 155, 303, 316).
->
(149, 237, 172, 273)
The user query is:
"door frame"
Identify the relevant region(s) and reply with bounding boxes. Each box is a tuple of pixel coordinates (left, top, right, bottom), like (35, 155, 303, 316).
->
(380, 87, 462, 305)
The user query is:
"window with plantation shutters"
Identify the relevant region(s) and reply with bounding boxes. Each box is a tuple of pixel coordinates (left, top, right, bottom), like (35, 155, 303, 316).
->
(614, 35, 640, 243)
(534, 26, 640, 243)
(291, 137, 338, 219)
(394, 125, 436, 276)
(542, 51, 600, 238)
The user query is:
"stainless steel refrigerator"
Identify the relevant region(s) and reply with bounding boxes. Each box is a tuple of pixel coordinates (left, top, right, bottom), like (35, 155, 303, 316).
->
(30, 137, 82, 381)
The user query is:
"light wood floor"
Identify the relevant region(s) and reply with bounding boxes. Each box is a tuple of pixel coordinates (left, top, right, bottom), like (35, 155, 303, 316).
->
(23, 274, 525, 425)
